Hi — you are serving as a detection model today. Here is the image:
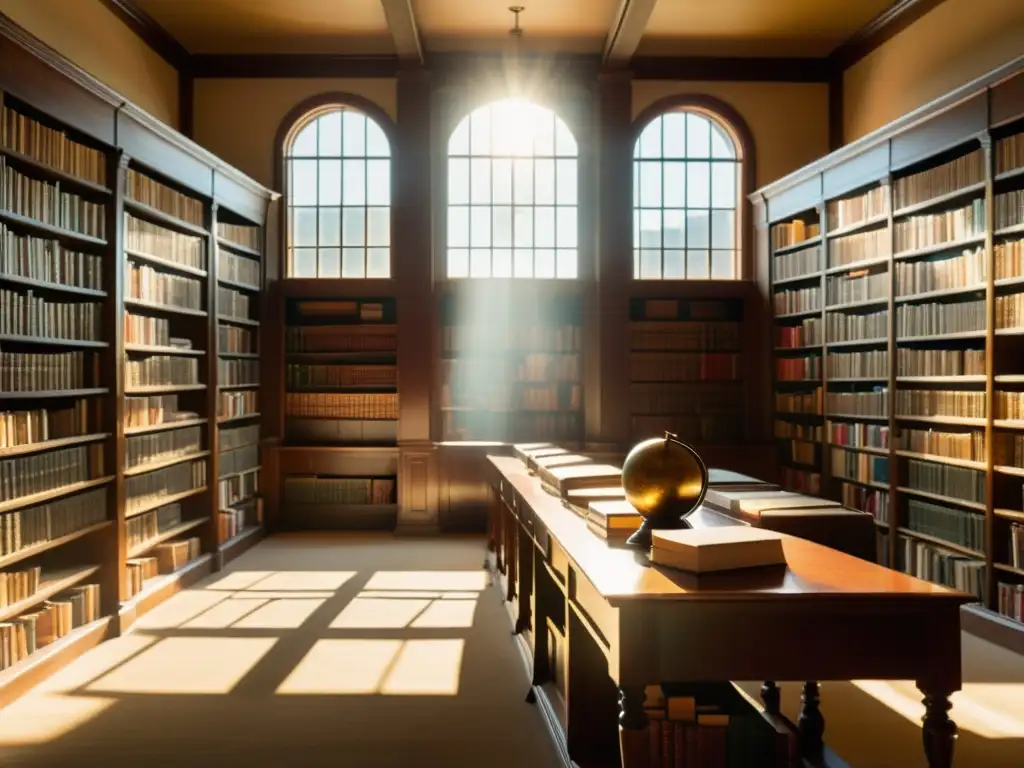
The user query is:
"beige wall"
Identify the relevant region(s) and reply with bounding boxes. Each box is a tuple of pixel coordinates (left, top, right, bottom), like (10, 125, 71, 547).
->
(632, 81, 830, 188)
(193, 78, 398, 191)
(844, 0, 1024, 143)
(0, 0, 180, 128)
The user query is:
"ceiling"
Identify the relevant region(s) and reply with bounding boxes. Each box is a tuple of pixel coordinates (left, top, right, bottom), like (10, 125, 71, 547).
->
(131, 0, 901, 58)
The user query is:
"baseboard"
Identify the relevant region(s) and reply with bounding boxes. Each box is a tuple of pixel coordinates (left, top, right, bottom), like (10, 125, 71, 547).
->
(961, 603, 1024, 655)
(119, 554, 214, 633)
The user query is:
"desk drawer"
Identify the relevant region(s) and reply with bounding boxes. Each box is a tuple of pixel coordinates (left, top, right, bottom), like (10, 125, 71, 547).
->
(570, 568, 615, 649)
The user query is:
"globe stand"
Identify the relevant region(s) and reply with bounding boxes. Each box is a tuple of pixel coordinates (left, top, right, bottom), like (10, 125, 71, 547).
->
(625, 509, 693, 550)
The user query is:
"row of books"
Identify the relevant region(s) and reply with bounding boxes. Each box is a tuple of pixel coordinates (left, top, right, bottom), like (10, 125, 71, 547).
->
(282, 475, 396, 506)
(773, 286, 819, 315)
(0, 443, 102, 503)
(775, 356, 820, 381)
(896, 389, 985, 419)
(126, 263, 202, 311)
(0, 223, 103, 289)
(125, 169, 203, 227)
(218, 391, 258, 420)
(774, 388, 822, 415)
(0, 564, 40, 607)
(996, 392, 1024, 421)
(827, 310, 886, 343)
(995, 238, 1024, 280)
(831, 447, 889, 485)
(629, 383, 742, 416)
(996, 134, 1024, 176)
(0, 400, 92, 450)
(286, 326, 396, 354)
(899, 536, 985, 600)
(631, 352, 739, 382)
(219, 325, 255, 355)
(894, 246, 985, 297)
(125, 356, 199, 388)
(0, 289, 101, 342)
(220, 424, 259, 452)
(285, 392, 397, 420)
(830, 228, 890, 269)
(515, 353, 581, 383)
(126, 426, 202, 471)
(630, 322, 741, 352)
(1, 104, 105, 185)
(826, 388, 888, 417)
(125, 459, 207, 517)
(125, 537, 202, 599)
(906, 498, 985, 552)
(826, 270, 888, 307)
(124, 314, 194, 351)
(897, 347, 985, 377)
(218, 250, 259, 287)
(894, 199, 985, 254)
(994, 189, 1024, 230)
(124, 502, 183, 552)
(903, 428, 984, 461)
(839, 482, 889, 522)
(217, 287, 250, 321)
(0, 487, 107, 557)
(828, 184, 888, 231)
(218, 222, 261, 252)
(220, 443, 258, 478)
(218, 359, 259, 387)
(0, 583, 101, 672)
(827, 350, 888, 379)
(285, 364, 396, 389)
(124, 394, 197, 430)
(774, 245, 820, 281)
(775, 318, 821, 347)
(997, 582, 1024, 626)
(896, 298, 985, 337)
(125, 213, 204, 270)
(779, 438, 817, 465)
(0, 349, 97, 393)
(996, 433, 1024, 466)
(892, 148, 984, 211)
(828, 420, 888, 450)
(905, 459, 985, 503)
(995, 293, 1024, 329)
(218, 506, 250, 542)
(1, 160, 105, 238)
(780, 467, 820, 494)
(218, 470, 258, 508)
(770, 219, 820, 249)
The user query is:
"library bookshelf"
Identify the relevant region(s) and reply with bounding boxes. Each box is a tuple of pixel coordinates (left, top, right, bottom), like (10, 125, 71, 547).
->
(0, 20, 275, 707)
(756, 57, 1024, 647)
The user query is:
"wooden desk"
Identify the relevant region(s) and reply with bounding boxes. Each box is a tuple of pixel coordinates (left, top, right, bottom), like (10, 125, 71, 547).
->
(486, 455, 970, 768)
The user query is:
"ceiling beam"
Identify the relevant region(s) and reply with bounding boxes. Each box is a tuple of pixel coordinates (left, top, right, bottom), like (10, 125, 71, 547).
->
(379, 0, 423, 66)
(604, 0, 658, 67)
(97, 0, 190, 72)
(829, 0, 951, 73)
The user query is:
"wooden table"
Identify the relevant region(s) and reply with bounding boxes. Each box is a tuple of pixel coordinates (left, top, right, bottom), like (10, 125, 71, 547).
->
(486, 455, 971, 768)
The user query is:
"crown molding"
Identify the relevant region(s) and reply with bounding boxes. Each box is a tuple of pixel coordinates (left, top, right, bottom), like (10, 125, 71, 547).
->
(98, 0, 190, 72)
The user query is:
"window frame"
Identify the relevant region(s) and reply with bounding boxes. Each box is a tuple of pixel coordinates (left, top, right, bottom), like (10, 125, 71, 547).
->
(631, 95, 756, 281)
(274, 93, 398, 280)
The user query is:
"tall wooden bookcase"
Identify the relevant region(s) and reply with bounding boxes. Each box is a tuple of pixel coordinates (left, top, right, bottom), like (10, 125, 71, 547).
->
(0, 21, 275, 706)
(757, 58, 1024, 646)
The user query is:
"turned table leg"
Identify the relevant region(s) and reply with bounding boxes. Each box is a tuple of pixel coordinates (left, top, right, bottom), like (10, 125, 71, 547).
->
(618, 685, 650, 768)
(918, 683, 957, 768)
(761, 680, 781, 715)
(798, 681, 825, 761)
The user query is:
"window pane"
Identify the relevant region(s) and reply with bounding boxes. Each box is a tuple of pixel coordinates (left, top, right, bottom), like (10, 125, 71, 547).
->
(471, 109, 491, 155)
(367, 207, 390, 246)
(534, 114, 556, 156)
(493, 206, 513, 248)
(342, 160, 365, 205)
(535, 159, 555, 205)
(342, 111, 366, 156)
(493, 159, 513, 204)
(663, 210, 685, 248)
(342, 207, 365, 246)
(318, 112, 341, 156)
(291, 248, 316, 277)
(291, 160, 317, 206)
(514, 207, 533, 247)
(513, 159, 533, 204)
(556, 207, 577, 248)
(662, 113, 687, 158)
(638, 120, 661, 159)
(470, 206, 491, 247)
(633, 209, 641, 248)
(712, 250, 735, 279)
(711, 209, 735, 249)
(687, 210, 709, 248)
(639, 249, 660, 279)
(555, 121, 575, 156)
(367, 248, 389, 278)
(448, 206, 469, 248)
(535, 207, 555, 248)
(470, 159, 491, 204)
(687, 250, 710, 279)
(639, 209, 661, 248)
(556, 250, 577, 279)
(711, 124, 735, 159)
(366, 160, 389, 205)
(366, 119, 389, 158)
(535, 249, 556, 278)
(449, 159, 469, 205)
(632, 163, 640, 207)
(342, 248, 365, 278)
(291, 122, 317, 156)
(319, 248, 341, 277)
(663, 161, 685, 208)
(318, 160, 341, 205)
(686, 162, 710, 208)
(493, 249, 513, 277)
(319, 207, 341, 246)
(664, 250, 685, 278)
(686, 113, 711, 158)
(556, 159, 576, 205)
(448, 249, 469, 278)
(639, 163, 662, 208)
(470, 249, 491, 277)
(514, 249, 533, 278)
(449, 119, 470, 155)
(712, 162, 737, 209)
(293, 207, 317, 247)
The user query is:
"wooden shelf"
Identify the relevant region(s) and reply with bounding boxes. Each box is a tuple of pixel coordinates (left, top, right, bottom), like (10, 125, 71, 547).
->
(895, 527, 984, 558)
(893, 234, 986, 261)
(219, 351, 259, 359)
(219, 383, 259, 390)
(826, 213, 889, 239)
(124, 450, 210, 478)
(773, 236, 821, 255)
(125, 384, 206, 395)
(126, 486, 208, 521)
(833, 444, 888, 456)
(218, 277, 259, 292)
(0, 273, 106, 297)
(773, 272, 821, 287)
(0, 432, 110, 459)
(125, 344, 205, 356)
(0, 334, 107, 349)
(825, 298, 888, 312)
(0, 565, 101, 623)
(127, 517, 209, 558)
(124, 197, 209, 237)
(896, 375, 987, 383)
(895, 451, 986, 470)
(0, 208, 106, 247)
(895, 415, 987, 426)
(0, 521, 112, 570)
(124, 247, 207, 277)
(125, 417, 208, 436)
(124, 298, 208, 318)
(0, 145, 111, 196)
(217, 237, 261, 258)
(897, 486, 986, 511)
(897, 331, 987, 343)
(894, 284, 986, 304)
(217, 314, 259, 327)
(892, 181, 986, 219)
(218, 413, 260, 424)
(0, 476, 114, 516)
(774, 308, 821, 320)
(824, 255, 890, 275)
(826, 338, 887, 349)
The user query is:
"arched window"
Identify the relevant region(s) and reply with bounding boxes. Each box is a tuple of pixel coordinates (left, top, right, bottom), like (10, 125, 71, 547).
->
(633, 107, 743, 280)
(283, 105, 391, 278)
(446, 99, 578, 279)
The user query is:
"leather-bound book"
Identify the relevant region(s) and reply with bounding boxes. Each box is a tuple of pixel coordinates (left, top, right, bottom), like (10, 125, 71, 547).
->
(651, 527, 786, 573)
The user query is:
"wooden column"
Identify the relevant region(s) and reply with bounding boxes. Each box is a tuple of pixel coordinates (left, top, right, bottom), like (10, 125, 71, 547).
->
(395, 67, 439, 532)
(590, 70, 634, 452)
